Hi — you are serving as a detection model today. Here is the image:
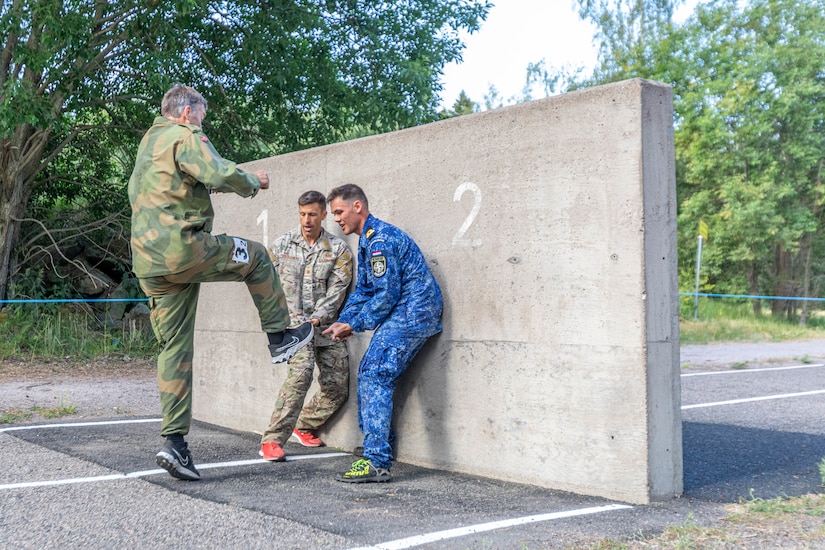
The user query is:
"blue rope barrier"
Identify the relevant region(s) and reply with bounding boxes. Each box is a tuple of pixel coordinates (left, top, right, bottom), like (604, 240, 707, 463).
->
(0, 298, 149, 304)
(680, 292, 825, 302)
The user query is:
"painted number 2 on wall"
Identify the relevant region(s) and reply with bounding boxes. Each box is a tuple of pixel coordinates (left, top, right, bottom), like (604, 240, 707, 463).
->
(453, 182, 482, 248)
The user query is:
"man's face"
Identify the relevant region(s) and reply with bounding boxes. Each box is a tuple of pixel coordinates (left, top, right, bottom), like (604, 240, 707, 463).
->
(329, 197, 361, 235)
(299, 202, 327, 241)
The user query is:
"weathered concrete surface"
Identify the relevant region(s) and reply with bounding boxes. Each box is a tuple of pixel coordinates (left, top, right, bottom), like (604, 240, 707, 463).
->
(192, 78, 680, 504)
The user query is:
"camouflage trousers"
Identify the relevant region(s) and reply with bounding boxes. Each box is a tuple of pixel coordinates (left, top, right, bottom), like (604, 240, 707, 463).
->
(140, 234, 290, 436)
(358, 329, 430, 469)
(261, 339, 349, 445)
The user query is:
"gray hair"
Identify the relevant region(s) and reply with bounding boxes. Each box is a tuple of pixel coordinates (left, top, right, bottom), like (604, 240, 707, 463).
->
(161, 85, 208, 118)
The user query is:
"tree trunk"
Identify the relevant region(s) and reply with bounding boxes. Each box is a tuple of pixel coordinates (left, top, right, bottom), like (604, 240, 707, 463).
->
(771, 245, 794, 318)
(747, 261, 761, 316)
(0, 126, 50, 301)
(799, 243, 812, 326)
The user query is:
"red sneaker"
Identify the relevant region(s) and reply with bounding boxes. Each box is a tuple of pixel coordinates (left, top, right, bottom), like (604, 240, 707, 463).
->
(291, 429, 325, 447)
(259, 441, 286, 461)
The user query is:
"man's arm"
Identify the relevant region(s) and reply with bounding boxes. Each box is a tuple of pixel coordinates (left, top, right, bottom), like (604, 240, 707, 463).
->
(310, 242, 353, 326)
(176, 131, 264, 197)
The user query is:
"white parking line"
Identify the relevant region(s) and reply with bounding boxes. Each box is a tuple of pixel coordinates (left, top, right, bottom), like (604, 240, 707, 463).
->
(682, 363, 825, 377)
(682, 389, 825, 410)
(0, 452, 351, 491)
(346, 504, 633, 550)
(0, 418, 162, 432)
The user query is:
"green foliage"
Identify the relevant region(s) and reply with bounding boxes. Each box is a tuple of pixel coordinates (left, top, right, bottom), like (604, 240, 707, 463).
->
(0, 0, 492, 301)
(0, 307, 157, 361)
(679, 298, 825, 344)
(439, 90, 479, 118)
(570, 0, 825, 319)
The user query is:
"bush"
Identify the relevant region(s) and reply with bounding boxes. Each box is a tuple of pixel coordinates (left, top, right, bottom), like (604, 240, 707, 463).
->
(0, 306, 157, 361)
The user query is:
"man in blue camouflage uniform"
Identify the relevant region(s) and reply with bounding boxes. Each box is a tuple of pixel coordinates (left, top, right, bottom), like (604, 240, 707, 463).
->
(128, 85, 313, 481)
(259, 190, 353, 461)
(324, 184, 442, 483)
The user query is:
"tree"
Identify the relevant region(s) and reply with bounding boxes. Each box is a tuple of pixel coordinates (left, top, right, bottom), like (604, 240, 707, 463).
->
(439, 90, 479, 118)
(0, 0, 491, 301)
(574, 0, 825, 320)
(574, 0, 687, 83)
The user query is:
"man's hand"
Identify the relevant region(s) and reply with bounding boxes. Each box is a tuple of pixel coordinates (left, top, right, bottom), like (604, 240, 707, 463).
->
(323, 322, 353, 340)
(255, 170, 270, 190)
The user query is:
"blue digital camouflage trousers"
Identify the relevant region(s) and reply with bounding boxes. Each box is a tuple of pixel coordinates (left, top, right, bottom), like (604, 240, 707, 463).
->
(140, 235, 289, 436)
(358, 328, 430, 469)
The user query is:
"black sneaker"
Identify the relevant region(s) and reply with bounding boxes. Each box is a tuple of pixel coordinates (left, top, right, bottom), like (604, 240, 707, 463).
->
(156, 438, 201, 481)
(269, 322, 314, 363)
(336, 459, 392, 483)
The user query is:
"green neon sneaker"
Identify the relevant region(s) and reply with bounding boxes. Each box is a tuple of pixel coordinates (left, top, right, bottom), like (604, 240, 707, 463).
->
(336, 458, 392, 483)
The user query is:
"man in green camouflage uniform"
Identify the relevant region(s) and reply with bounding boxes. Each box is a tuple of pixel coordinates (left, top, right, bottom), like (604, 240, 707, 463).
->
(128, 85, 313, 481)
(259, 191, 353, 461)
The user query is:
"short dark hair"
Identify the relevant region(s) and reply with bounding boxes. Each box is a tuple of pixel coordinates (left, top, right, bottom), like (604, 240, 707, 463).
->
(298, 190, 326, 209)
(327, 184, 369, 209)
(161, 85, 208, 118)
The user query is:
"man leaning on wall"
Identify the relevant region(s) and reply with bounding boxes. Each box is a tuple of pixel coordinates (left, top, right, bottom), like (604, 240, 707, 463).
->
(324, 183, 443, 483)
(259, 190, 353, 461)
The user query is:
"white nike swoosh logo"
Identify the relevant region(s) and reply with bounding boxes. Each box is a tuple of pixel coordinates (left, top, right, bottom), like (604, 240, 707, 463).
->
(277, 336, 299, 350)
(172, 448, 190, 467)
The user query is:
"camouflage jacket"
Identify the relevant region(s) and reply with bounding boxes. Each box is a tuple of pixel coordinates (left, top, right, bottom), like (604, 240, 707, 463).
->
(272, 227, 353, 346)
(338, 214, 443, 338)
(128, 116, 260, 277)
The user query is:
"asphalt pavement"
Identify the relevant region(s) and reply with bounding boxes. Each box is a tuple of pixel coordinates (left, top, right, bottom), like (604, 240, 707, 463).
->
(2, 341, 825, 549)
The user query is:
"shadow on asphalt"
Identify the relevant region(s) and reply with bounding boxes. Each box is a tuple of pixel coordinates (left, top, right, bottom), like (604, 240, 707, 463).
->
(683, 421, 825, 502)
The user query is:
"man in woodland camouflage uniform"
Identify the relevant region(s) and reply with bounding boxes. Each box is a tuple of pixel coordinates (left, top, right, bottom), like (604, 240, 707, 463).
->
(258, 190, 353, 461)
(324, 184, 442, 483)
(128, 85, 313, 481)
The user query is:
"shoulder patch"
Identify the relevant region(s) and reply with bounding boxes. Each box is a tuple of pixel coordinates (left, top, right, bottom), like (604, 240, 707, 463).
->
(200, 135, 209, 142)
(370, 253, 386, 278)
(365, 228, 375, 239)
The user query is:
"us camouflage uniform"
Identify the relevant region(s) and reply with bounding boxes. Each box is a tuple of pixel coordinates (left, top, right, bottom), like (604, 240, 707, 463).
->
(338, 214, 443, 469)
(262, 227, 353, 445)
(128, 116, 290, 437)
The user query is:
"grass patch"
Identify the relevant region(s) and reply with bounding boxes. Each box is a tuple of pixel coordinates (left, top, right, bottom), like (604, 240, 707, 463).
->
(587, 514, 734, 549)
(31, 404, 77, 419)
(680, 299, 825, 344)
(587, 495, 825, 549)
(0, 306, 157, 361)
(0, 400, 78, 424)
(742, 493, 825, 517)
(0, 408, 33, 424)
(820, 458, 825, 487)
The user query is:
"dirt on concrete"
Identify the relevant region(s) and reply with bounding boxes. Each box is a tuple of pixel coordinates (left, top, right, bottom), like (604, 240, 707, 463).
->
(0, 356, 158, 421)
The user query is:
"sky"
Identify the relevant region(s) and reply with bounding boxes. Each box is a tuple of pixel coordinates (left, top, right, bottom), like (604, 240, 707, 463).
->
(439, 0, 701, 110)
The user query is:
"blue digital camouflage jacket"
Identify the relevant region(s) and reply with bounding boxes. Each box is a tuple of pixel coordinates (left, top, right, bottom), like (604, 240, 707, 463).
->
(338, 214, 442, 338)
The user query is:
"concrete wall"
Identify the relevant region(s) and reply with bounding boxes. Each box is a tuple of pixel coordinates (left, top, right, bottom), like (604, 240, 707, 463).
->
(192, 78, 681, 504)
